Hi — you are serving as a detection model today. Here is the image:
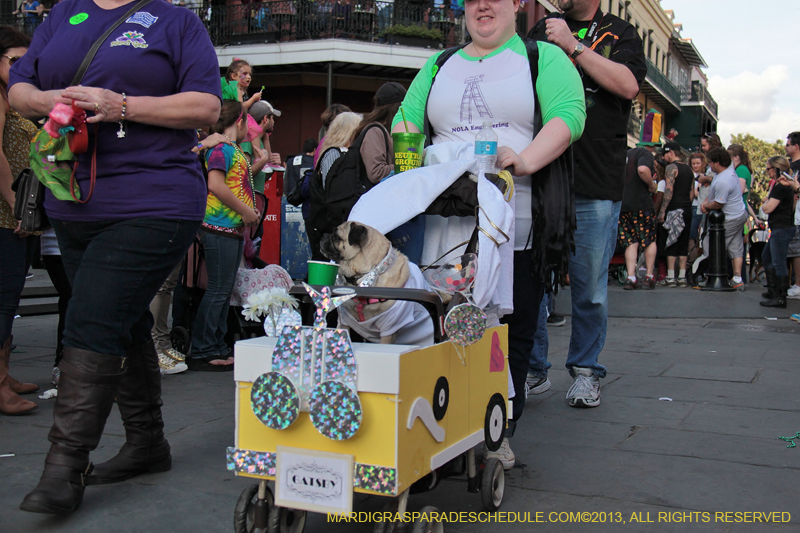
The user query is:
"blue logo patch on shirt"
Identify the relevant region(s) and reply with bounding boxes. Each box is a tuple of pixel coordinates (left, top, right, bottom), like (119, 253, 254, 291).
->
(126, 12, 158, 28)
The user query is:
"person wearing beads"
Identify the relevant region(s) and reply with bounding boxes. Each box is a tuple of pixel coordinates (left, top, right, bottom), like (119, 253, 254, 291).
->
(187, 94, 267, 372)
(9, 0, 222, 514)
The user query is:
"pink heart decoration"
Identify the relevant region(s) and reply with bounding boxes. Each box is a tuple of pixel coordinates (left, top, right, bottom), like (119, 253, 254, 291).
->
(489, 331, 504, 372)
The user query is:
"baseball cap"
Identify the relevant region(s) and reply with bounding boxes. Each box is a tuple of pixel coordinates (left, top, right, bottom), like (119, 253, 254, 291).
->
(249, 101, 281, 123)
(375, 82, 406, 106)
(663, 141, 682, 153)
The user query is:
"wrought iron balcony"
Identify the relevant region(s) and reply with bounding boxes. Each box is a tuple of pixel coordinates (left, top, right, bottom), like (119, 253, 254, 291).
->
(688, 81, 718, 120)
(2, 1, 466, 49)
(193, 1, 465, 48)
(641, 58, 682, 113)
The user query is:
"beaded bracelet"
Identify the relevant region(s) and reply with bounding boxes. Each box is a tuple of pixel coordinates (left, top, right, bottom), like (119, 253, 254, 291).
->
(117, 92, 127, 139)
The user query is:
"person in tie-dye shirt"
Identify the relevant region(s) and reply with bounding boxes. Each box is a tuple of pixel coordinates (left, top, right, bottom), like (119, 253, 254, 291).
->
(189, 100, 266, 371)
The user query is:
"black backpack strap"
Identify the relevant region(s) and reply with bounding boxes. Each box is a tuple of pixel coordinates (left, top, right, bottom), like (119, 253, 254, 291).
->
(422, 44, 468, 148)
(524, 38, 542, 136)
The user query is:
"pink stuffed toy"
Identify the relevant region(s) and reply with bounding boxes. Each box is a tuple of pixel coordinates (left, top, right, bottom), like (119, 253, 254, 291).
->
(45, 103, 74, 138)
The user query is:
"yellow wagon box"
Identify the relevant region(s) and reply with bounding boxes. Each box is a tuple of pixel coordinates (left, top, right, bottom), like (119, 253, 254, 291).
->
(227, 324, 509, 514)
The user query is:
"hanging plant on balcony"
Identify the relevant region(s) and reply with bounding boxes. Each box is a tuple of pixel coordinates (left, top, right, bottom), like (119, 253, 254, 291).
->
(381, 24, 443, 46)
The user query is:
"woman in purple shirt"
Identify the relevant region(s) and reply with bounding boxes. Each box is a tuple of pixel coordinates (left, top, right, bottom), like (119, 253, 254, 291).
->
(9, 0, 221, 514)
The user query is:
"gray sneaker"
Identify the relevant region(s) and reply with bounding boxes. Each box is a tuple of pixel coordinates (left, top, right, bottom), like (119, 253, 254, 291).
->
(566, 367, 600, 408)
(525, 372, 551, 397)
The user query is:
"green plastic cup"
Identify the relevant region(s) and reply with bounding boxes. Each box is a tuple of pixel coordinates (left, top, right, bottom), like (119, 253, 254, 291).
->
(307, 260, 339, 286)
(392, 132, 426, 173)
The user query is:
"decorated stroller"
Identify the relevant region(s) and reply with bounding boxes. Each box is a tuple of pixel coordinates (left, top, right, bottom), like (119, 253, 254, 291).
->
(227, 157, 515, 532)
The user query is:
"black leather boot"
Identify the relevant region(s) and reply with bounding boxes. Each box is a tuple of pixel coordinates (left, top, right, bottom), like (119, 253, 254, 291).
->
(20, 348, 126, 514)
(761, 266, 776, 299)
(760, 275, 788, 308)
(87, 340, 171, 485)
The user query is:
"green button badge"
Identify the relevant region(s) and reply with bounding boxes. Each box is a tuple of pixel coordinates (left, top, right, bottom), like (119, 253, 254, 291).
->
(577, 28, 588, 39)
(70, 13, 88, 25)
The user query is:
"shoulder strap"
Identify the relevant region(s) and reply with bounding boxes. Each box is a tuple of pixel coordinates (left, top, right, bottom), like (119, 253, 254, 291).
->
(524, 38, 542, 137)
(71, 0, 156, 86)
(422, 44, 468, 147)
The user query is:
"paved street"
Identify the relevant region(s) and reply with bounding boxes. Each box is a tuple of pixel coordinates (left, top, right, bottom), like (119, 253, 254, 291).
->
(2, 280, 799, 533)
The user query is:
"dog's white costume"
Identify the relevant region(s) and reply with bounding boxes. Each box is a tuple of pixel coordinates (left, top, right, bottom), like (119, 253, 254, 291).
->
(338, 261, 434, 346)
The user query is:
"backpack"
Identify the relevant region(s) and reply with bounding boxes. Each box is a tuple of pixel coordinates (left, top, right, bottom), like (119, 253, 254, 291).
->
(307, 123, 390, 259)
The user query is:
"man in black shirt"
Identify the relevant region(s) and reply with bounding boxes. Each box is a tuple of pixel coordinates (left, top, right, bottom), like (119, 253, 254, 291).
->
(783, 132, 800, 299)
(658, 143, 694, 287)
(619, 144, 657, 290)
(529, 0, 645, 408)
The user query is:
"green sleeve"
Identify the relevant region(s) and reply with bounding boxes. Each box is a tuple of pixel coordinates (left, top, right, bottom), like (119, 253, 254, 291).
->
(391, 51, 444, 132)
(535, 42, 586, 143)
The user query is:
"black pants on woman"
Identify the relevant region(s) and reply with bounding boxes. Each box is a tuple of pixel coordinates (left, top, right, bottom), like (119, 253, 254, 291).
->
(21, 217, 199, 514)
(500, 251, 544, 438)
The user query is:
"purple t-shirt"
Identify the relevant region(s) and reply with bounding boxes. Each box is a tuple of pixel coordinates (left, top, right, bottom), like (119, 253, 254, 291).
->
(9, 0, 222, 221)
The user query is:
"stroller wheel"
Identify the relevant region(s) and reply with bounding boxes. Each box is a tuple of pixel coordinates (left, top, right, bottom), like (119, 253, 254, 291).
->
(170, 326, 191, 355)
(617, 265, 627, 285)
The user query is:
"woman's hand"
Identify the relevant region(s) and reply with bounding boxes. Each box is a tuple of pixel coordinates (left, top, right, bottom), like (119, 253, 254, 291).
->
(62, 86, 124, 123)
(241, 207, 260, 227)
(496, 146, 531, 176)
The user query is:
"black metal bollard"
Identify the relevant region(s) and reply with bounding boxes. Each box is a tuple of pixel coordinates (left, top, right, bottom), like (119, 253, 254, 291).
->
(703, 210, 734, 291)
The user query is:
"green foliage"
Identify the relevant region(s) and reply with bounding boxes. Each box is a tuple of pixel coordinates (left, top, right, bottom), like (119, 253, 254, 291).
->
(728, 133, 785, 200)
(380, 24, 443, 41)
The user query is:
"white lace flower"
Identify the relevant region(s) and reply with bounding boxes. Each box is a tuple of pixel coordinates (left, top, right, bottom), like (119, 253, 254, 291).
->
(241, 287, 298, 321)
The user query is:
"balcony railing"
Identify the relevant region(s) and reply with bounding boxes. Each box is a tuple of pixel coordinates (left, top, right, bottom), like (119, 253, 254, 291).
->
(2, 2, 466, 49)
(190, 1, 466, 47)
(645, 58, 682, 109)
(689, 81, 718, 119)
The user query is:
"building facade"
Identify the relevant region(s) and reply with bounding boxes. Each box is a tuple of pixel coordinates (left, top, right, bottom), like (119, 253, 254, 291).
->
(0, 0, 716, 158)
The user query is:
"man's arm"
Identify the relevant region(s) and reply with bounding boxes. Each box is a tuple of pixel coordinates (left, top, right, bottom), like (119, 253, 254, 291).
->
(658, 164, 677, 222)
(638, 165, 656, 193)
(701, 200, 723, 213)
(543, 18, 640, 100)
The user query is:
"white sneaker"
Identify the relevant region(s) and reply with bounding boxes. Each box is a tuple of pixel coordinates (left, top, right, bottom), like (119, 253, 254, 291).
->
(566, 367, 600, 408)
(525, 372, 551, 397)
(483, 438, 515, 470)
(158, 351, 188, 375)
(787, 285, 800, 299)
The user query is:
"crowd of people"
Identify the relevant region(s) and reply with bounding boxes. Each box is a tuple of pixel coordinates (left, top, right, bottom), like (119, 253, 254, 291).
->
(1, 0, 798, 518)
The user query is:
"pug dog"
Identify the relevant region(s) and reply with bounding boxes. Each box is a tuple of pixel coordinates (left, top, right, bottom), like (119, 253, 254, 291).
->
(320, 221, 410, 344)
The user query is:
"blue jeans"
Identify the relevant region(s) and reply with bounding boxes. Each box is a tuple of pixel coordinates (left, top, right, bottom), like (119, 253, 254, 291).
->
(190, 230, 244, 359)
(528, 291, 552, 379)
(52, 218, 200, 357)
(762, 227, 795, 277)
(0, 228, 34, 346)
(566, 196, 620, 379)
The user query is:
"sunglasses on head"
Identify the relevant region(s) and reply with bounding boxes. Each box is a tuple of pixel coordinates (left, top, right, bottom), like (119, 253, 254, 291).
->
(3, 54, 20, 65)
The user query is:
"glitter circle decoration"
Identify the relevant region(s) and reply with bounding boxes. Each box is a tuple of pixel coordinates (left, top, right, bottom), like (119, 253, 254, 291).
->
(308, 381, 362, 440)
(426, 253, 478, 294)
(250, 372, 300, 430)
(444, 303, 486, 346)
(263, 308, 302, 337)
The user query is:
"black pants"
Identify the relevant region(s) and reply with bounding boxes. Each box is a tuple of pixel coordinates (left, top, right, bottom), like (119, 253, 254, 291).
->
(42, 254, 72, 365)
(500, 251, 544, 437)
(52, 218, 200, 357)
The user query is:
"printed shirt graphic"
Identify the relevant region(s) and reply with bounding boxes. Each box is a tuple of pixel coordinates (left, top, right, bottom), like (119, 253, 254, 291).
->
(392, 35, 585, 250)
(204, 144, 254, 234)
